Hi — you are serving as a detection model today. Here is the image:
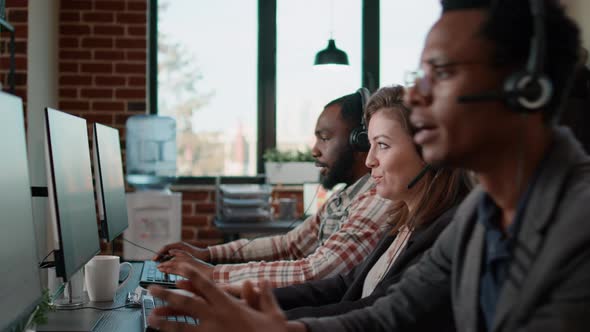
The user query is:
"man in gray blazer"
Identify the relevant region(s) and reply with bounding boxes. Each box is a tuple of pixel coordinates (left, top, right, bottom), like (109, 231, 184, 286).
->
(298, 0, 590, 331)
(143, 1, 590, 331)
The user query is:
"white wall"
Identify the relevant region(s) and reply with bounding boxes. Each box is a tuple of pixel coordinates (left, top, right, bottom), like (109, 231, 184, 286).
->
(564, 0, 590, 65)
(27, 0, 59, 284)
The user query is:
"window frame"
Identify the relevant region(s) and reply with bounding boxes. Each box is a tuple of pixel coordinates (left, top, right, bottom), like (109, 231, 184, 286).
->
(148, 0, 379, 184)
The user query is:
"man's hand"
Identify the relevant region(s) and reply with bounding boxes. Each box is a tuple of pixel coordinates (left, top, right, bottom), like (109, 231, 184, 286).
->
(157, 250, 214, 280)
(152, 241, 211, 262)
(147, 262, 291, 332)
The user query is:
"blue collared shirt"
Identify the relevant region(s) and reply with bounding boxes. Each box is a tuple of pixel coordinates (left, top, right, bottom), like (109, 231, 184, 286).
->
(477, 172, 541, 331)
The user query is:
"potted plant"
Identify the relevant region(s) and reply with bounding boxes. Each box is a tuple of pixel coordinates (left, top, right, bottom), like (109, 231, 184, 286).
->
(15, 289, 52, 332)
(263, 148, 319, 185)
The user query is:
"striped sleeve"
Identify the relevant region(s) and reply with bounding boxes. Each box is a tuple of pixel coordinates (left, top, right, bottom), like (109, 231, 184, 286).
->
(208, 213, 322, 264)
(212, 189, 392, 288)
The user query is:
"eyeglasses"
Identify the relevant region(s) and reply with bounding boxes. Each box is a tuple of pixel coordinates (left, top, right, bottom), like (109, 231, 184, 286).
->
(404, 69, 431, 96)
(404, 61, 490, 96)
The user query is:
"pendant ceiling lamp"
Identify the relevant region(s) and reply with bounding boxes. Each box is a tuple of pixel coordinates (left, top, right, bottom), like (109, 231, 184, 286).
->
(314, 0, 349, 66)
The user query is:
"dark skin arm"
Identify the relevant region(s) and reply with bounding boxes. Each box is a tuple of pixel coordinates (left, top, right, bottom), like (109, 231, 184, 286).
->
(152, 241, 211, 262)
(157, 249, 214, 280)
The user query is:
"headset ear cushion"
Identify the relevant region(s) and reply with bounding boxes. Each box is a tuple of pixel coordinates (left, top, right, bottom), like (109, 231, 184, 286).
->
(349, 127, 370, 152)
(504, 71, 553, 111)
(357, 88, 370, 107)
(347, 87, 371, 152)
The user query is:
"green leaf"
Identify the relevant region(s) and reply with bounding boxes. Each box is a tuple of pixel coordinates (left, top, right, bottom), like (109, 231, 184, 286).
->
(263, 148, 314, 162)
(31, 289, 54, 326)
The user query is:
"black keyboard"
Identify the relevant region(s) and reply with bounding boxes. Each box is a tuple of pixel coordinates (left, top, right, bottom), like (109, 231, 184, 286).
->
(142, 294, 198, 331)
(139, 260, 186, 288)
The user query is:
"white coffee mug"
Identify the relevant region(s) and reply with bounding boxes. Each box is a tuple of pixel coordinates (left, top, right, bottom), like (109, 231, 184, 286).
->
(85, 255, 133, 302)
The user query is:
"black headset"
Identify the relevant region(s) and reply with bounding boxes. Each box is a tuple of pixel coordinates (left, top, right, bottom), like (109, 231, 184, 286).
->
(457, 0, 553, 112)
(349, 87, 371, 152)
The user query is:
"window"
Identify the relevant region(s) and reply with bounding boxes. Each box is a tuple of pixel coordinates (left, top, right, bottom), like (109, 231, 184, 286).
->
(158, 0, 258, 177)
(380, 0, 440, 86)
(276, 0, 361, 152)
(154, 0, 442, 180)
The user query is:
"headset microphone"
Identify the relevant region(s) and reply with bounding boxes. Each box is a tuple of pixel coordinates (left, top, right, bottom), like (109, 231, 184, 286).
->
(456, 0, 553, 112)
(407, 164, 432, 189)
(457, 90, 507, 104)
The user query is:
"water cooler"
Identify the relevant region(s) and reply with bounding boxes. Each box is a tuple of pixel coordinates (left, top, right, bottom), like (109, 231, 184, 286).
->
(123, 115, 182, 260)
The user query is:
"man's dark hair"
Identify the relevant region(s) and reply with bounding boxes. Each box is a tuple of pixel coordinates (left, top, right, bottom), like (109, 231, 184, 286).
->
(479, 0, 581, 119)
(324, 92, 364, 130)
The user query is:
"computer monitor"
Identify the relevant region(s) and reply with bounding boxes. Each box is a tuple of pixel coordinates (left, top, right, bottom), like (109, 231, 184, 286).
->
(0, 93, 43, 331)
(92, 123, 129, 243)
(45, 108, 100, 283)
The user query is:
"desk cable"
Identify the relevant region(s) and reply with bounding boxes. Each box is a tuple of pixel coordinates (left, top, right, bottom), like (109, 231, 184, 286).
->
(38, 249, 56, 269)
(122, 238, 162, 257)
(122, 185, 321, 261)
(55, 303, 139, 311)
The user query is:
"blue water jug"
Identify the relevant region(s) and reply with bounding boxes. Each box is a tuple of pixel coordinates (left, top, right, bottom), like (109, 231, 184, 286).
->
(126, 115, 177, 189)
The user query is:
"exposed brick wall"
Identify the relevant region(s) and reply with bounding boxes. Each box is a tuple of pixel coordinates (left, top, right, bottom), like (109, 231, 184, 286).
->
(57, 0, 148, 254)
(0, 0, 28, 108)
(58, 0, 147, 142)
(178, 188, 223, 247)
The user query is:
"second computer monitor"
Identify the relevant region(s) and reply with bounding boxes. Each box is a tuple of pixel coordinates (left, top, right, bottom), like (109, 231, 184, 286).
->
(45, 108, 101, 282)
(0, 93, 43, 331)
(92, 123, 129, 243)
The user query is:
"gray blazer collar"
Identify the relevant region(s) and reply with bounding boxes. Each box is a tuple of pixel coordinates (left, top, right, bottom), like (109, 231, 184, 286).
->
(492, 127, 589, 331)
(521, 127, 589, 233)
(453, 127, 589, 332)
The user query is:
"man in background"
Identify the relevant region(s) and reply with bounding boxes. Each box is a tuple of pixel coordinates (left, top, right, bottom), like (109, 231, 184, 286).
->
(154, 91, 394, 288)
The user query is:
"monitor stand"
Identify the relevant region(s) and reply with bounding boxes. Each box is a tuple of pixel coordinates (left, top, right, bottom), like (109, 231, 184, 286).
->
(53, 270, 88, 308)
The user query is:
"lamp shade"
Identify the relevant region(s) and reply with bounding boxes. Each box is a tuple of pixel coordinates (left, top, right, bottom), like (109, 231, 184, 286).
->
(314, 39, 349, 66)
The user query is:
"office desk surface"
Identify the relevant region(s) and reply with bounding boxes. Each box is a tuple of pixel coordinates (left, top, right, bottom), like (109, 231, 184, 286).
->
(38, 262, 144, 332)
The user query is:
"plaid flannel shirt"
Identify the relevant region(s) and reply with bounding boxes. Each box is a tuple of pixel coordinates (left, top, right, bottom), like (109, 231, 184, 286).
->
(208, 174, 394, 288)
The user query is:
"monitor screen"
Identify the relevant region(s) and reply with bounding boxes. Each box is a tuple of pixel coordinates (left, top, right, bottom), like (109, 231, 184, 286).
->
(93, 123, 129, 243)
(45, 108, 100, 282)
(0, 93, 43, 331)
